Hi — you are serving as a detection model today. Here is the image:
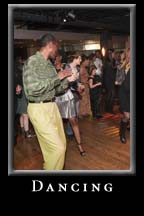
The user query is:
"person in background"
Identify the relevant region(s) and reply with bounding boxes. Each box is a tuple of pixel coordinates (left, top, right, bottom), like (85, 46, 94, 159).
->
(103, 52, 115, 113)
(118, 48, 130, 143)
(112, 51, 121, 101)
(94, 50, 103, 77)
(115, 51, 126, 86)
(14, 83, 22, 145)
(88, 65, 102, 119)
(14, 58, 23, 145)
(54, 54, 63, 72)
(15, 57, 35, 138)
(79, 54, 91, 118)
(88, 53, 96, 66)
(23, 33, 76, 170)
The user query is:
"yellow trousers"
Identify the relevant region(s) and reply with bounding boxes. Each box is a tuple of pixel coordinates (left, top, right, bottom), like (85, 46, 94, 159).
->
(27, 102, 66, 170)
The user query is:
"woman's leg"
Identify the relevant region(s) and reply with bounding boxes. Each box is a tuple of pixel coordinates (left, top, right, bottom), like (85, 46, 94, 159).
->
(69, 117, 85, 156)
(119, 112, 130, 143)
(19, 114, 25, 134)
(23, 113, 29, 132)
(22, 113, 34, 138)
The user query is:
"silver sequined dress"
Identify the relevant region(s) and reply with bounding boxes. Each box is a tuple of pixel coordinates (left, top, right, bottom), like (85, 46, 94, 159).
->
(56, 64, 80, 119)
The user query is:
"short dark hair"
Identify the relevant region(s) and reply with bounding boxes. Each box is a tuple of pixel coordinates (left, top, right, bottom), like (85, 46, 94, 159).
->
(39, 33, 57, 48)
(67, 52, 81, 63)
(81, 54, 89, 63)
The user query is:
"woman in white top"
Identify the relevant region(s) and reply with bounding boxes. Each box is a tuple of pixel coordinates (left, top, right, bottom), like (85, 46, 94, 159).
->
(94, 51, 103, 77)
(56, 52, 86, 156)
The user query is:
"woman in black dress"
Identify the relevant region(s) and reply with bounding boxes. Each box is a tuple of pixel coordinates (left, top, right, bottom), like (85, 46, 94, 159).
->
(88, 65, 102, 118)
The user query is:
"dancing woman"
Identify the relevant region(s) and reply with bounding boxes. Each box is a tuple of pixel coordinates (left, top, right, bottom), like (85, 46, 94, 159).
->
(56, 52, 86, 156)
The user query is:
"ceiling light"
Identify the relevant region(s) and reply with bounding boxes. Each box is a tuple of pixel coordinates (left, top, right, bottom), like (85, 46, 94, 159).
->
(101, 47, 106, 57)
(63, 18, 67, 23)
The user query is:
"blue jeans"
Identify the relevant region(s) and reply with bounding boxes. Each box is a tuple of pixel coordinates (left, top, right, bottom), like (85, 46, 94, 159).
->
(65, 122, 73, 135)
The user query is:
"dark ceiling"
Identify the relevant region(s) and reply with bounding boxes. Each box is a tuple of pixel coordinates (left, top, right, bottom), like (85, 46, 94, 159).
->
(14, 8, 130, 35)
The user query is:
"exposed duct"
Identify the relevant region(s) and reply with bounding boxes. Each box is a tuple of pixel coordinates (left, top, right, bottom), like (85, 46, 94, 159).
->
(14, 12, 47, 22)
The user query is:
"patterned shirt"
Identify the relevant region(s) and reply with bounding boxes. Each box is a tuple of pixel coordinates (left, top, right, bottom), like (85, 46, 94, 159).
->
(23, 51, 69, 102)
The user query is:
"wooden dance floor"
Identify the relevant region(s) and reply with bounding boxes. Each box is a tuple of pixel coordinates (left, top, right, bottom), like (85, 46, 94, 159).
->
(13, 111, 130, 171)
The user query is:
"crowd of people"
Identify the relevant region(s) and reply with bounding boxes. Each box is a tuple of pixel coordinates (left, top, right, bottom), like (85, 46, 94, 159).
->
(14, 33, 130, 170)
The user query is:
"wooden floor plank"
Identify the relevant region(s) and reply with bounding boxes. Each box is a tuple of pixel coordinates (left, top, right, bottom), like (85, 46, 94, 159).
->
(13, 112, 130, 171)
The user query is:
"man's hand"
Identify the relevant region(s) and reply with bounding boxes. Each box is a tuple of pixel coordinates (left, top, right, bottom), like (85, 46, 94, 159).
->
(67, 74, 77, 82)
(58, 69, 72, 80)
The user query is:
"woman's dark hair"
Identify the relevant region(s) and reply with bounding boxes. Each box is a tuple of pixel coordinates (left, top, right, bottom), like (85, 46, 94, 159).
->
(88, 65, 97, 75)
(88, 53, 95, 61)
(81, 54, 89, 63)
(38, 33, 57, 48)
(67, 52, 81, 63)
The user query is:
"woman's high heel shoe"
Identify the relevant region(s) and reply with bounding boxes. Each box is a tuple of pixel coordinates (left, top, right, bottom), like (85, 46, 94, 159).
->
(77, 144, 86, 156)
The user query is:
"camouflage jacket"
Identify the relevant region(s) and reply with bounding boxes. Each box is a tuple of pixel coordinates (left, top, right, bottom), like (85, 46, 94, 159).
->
(23, 51, 69, 102)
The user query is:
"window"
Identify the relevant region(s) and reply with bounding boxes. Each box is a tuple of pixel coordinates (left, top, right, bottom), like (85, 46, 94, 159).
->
(83, 43, 101, 50)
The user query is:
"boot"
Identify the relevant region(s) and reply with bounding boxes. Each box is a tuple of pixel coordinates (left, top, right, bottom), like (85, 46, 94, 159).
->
(119, 119, 127, 144)
(127, 120, 130, 131)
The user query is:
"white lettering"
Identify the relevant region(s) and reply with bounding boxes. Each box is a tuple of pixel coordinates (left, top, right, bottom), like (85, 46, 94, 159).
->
(83, 183, 88, 192)
(58, 183, 67, 192)
(91, 183, 101, 192)
(32, 180, 43, 192)
(46, 184, 55, 192)
(71, 183, 79, 192)
(104, 183, 113, 192)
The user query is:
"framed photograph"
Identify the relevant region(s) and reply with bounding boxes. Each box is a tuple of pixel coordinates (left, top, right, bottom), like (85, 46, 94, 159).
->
(8, 4, 136, 193)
